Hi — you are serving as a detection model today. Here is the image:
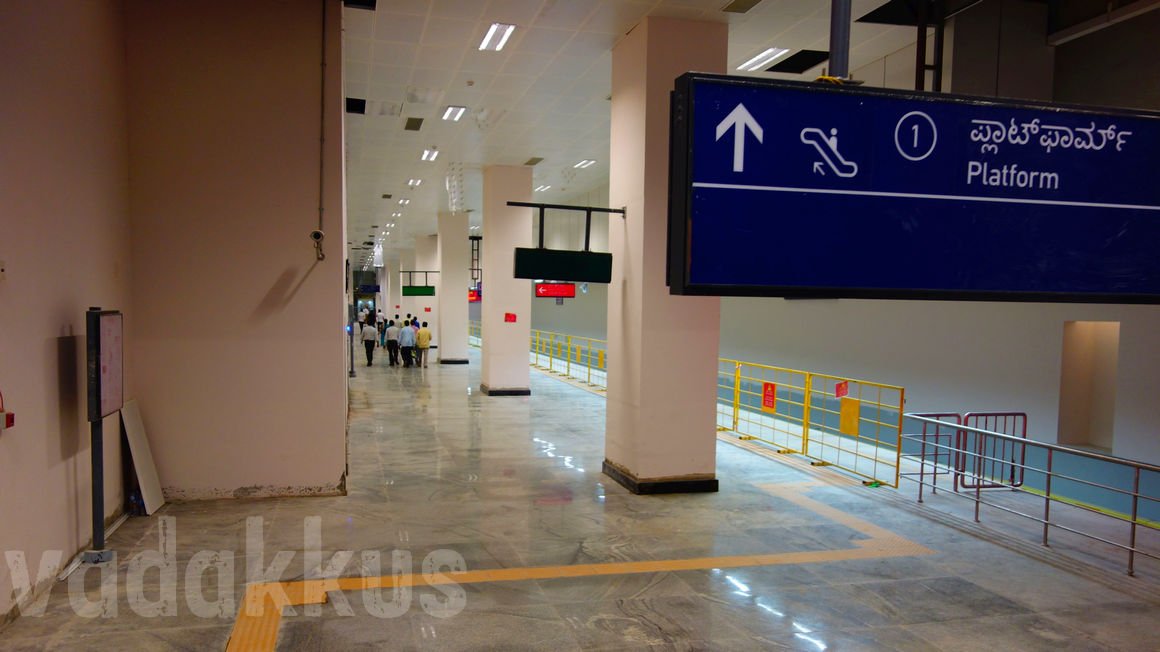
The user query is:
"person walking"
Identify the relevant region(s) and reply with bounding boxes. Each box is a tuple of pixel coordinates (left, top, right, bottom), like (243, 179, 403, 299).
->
(385, 320, 401, 366)
(416, 321, 432, 368)
(398, 318, 416, 368)
(360, 317, 378, 367)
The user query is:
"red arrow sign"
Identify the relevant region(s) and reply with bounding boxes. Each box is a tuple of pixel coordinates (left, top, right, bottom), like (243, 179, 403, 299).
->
(535, 282, 575, 298)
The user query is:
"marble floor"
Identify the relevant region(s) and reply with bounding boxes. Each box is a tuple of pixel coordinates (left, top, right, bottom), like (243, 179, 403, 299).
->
(2, 348, 1159, 651)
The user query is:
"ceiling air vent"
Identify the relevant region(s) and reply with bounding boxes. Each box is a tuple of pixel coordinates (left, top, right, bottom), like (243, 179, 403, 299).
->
(404, 117, 424, 131)
(524, 157, 544, 166)
(381, 193, 392, 199)
(722, 0, 764, 13)
(343, 0, 377, 9)
(767, 50, 829, 74)
(346, 98, 367, 114)
(362, 241, 375, 246)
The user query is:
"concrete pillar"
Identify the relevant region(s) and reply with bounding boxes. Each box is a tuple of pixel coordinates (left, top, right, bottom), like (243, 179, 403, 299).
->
(414, 234, 439, 346)
(438, 211, 470, 364)
(603, 17, 726, 494)
(386, 259, 402, 319)
(480, 165, 532, 395)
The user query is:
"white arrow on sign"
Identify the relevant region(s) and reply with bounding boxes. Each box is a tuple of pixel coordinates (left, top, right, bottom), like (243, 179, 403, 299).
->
(715, 103, 763, 173)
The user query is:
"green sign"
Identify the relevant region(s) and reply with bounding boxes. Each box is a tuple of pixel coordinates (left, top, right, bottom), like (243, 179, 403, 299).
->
(402, 285, 436, 296)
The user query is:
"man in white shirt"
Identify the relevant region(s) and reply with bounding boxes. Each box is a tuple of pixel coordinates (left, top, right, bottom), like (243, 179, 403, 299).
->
(384, 320, 401, 366)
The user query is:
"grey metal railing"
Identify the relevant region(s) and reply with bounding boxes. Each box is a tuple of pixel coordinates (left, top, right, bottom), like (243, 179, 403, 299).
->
(902, 413, 1160, 576)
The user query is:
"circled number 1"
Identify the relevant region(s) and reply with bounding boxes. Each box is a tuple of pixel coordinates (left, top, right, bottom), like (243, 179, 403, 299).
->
(894, 111, 937, 162)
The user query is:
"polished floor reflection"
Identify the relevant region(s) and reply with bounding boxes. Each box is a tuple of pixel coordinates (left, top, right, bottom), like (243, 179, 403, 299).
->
(2, 348, 1159, 651)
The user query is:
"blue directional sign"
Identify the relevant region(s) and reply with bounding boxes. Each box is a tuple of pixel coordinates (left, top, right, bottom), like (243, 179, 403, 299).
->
(667, 73, 1160, 302)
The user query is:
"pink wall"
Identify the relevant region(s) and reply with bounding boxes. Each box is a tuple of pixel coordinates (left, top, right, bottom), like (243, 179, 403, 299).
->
(124, 0, 347, 498)
(0, 0, 133, 620)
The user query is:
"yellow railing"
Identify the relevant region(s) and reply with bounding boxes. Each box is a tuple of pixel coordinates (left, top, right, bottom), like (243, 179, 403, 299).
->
(530, 328, 608, 390)
(467, 321, 904, 487)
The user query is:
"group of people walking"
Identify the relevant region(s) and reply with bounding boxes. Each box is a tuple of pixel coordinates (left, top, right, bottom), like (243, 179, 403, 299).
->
(359, 309, 431, 368)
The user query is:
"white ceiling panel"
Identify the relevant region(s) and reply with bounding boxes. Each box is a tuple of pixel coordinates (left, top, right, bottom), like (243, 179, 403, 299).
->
(390, 0, 434, 16)
(500, 51, 555, 77)
(370, 64, 413, 86)
(346, 37, 373, 63)
(485, 0, 549, 25)
(421, 18, 478, 47)
(534, 0, 602, 29)
(374, 14, 425, 43)
(370, 41, 418, 67)
(344, 8, 376, 38)
(431, 0, 486, 21)
(513, 27, 574, 55)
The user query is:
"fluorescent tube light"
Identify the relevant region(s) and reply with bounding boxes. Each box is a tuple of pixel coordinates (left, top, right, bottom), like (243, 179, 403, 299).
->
(479, 23, 515, 51)
(442, 106, 467, 121)
(573, 159, 596, 169)
(737, 47, 789, 72)
(535, 185, 551, 192)
(399, 199, 410, 205)
(422, 148, 439, 161)
(408, 178, 422, 187)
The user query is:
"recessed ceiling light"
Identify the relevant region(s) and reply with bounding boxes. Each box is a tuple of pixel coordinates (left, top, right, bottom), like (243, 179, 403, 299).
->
(399, 199, 410, 205)
(442, 106, 467, 121)
(422, 148, 439, 161)
(408, 178, 422, 187)
(737, 47, 789, 72)
(574, 159, 596, 169)
(479, 23, 515, 52)
(535, 185, 551, 192)
(392, 212, 401, 217)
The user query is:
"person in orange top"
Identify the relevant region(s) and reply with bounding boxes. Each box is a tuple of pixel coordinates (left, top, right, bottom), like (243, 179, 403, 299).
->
(415, 321, 432, 368)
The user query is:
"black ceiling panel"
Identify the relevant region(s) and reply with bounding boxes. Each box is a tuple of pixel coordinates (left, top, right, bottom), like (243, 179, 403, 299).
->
(345, 97, 366, 114)
(767, 50, 829, 74)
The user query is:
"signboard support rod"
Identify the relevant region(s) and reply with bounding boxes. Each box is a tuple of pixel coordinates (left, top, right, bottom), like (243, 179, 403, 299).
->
(584, 209, 592, 252)
(90, 418, 105, 550)
(828, 0, 852, 79)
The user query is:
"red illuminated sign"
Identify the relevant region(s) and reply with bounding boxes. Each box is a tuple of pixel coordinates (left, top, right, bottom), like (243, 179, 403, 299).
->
(504, 312, 517, 323)
(468, 290, 481, 303)
(535, 283, 576, 298)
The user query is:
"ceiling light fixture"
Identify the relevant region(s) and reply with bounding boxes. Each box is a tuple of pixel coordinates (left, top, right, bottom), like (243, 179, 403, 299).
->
(535, 185, 551, 192)
(574, 159, 596, 169)
(737, 47, 789, 72)
(399, 198, 410, 205)
(442, 106, 467, 121)
(422, 148, 439, 161)
(479, 23, 515, 52)
(391, 212, 401, 218)
(408, 178, 422, 187)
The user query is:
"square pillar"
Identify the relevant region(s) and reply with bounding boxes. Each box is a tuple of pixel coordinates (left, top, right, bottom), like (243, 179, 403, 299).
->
(480, 165, 532, 395)
(414, 234, 439, 346)
(604, 17, 727, 494)
(438, 211, 470, 364)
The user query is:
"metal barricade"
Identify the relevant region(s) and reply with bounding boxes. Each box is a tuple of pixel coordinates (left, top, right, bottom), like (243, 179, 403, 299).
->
(717, 360, 809, 454)
(803, 373, 906, 488)
(958, 411, 1028, 491)
(900, 412, 963, 500)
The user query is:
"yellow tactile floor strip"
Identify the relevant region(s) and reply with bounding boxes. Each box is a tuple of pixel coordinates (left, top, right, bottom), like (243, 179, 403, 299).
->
(224, 481, 934, 651)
